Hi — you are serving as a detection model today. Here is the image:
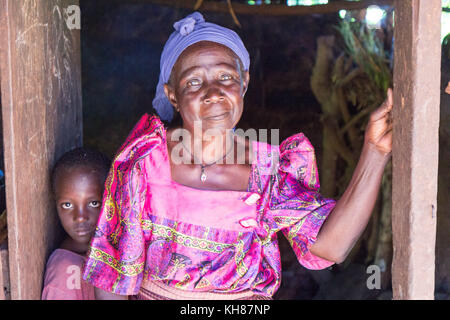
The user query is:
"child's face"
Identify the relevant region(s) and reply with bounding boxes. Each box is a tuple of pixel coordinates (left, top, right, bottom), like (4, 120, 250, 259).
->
(54, 166, 103, 245)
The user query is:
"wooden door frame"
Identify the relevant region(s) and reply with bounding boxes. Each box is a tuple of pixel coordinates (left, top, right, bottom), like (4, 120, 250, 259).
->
(0, 0, 442, 300)
(0, 0, 82, 299)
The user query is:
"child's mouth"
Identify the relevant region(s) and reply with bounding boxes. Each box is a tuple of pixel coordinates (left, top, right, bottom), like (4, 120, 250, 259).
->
(74, 227, 93, 236)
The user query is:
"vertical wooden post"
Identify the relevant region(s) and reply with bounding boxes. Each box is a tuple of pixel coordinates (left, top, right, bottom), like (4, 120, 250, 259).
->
(0, 0, 82, 299)
(0, 242, 10, 299)
(392, 0, 441, 300)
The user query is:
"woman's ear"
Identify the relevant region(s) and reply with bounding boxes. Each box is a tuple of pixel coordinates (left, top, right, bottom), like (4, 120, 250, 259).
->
(163, 83, 179, 111)
(242, 71, 250, 97)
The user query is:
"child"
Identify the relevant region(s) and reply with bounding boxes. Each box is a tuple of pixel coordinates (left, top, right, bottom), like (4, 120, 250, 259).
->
(41, 147, 110, 300)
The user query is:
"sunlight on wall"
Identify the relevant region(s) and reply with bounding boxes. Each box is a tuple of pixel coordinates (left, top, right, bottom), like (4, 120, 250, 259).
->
(245, 0, 449, 41)
(443, 12, 450, 43)
(286, 0, 328, 6)
(366, 5, 385, 29)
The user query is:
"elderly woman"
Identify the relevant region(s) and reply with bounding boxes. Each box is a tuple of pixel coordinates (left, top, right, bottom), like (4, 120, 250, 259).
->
(83, 12, 393, 300)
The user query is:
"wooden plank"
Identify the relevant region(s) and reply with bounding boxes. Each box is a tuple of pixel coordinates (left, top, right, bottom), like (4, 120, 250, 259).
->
(0, 241, 11, 300)
(0, 0, 82, 299)
(108, 0, 394, 16)
(0, 210, 8, 299)
(391, 0, 441, 300)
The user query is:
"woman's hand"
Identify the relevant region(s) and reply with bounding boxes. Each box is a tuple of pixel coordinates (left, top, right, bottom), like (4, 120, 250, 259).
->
(364, 88, 394, 154)
(311, 89, 394, 263)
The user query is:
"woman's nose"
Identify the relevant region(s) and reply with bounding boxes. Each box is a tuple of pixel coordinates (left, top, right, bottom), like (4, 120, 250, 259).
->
(203, 85, 225, 104)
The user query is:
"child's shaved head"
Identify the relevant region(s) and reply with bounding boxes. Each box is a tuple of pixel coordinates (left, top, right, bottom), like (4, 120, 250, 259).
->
(51, 147, 111, 195)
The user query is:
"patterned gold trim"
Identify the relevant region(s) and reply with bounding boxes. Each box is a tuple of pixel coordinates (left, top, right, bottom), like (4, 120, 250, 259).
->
(234, 238, 249, 277)
(309, 153, 318, 188)
(141, 220, 235, 254)
(286, 218, 305, 241)
(273, 215, 303, 228)
(88, 247, 144, 276)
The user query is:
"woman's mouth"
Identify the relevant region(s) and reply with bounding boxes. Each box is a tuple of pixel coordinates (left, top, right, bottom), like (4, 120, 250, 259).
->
(205, 112, 229, 121)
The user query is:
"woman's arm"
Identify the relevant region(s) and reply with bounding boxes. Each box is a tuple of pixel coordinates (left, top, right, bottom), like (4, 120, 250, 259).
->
(94, 287, 128, 300)
(310, 89, 393, 264)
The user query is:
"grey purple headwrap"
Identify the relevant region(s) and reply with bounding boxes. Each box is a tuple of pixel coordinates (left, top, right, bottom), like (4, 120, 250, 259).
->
(152, 12, 250, 122)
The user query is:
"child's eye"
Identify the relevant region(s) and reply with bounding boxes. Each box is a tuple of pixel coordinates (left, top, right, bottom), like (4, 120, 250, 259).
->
(61, 202, 72, 209)
(186, 79, 201, 87)
(90, 201, 101, 208)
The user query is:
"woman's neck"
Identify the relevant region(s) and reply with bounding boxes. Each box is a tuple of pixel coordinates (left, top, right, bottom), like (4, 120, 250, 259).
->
(179, 127, 235, 165)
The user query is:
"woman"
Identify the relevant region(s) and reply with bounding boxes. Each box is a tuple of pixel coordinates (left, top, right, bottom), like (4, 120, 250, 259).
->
(83, 12, 393, 300)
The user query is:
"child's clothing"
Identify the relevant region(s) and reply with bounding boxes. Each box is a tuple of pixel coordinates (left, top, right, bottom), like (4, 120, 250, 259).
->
(42, 248, 95, 300)
(82, 114, 336, 298)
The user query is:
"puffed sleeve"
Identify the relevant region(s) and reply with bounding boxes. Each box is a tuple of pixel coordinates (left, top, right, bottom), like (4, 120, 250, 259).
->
(264, 133, 336, 270)
(82, 114, 162, 295)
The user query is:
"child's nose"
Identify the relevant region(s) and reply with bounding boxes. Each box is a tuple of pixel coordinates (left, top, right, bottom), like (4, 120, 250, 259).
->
(73, 208, 89, 222)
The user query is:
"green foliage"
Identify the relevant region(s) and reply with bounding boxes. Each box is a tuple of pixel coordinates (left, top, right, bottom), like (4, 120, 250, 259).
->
(337, 20, 391, 94)
(443, 0, 450, 9)
(443, 33, 450, 60)
(318, 20, 393, 196)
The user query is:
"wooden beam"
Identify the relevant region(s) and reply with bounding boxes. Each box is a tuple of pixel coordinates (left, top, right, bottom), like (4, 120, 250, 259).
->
(0, 241, 10, 299)
(391, 0, 441, 300)
(108, 0, 394, 16)
(0, 0, 83, 299)
(0, 211, 8, 299)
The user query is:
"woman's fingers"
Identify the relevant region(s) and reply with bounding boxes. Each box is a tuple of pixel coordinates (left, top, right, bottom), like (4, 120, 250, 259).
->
(377, 128, 393, 153)
(371, 88, 394, 121)
(387, 88, 393, 109)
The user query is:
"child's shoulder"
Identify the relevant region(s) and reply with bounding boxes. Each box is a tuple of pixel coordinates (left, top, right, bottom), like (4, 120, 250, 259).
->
(42, 249, 92, 300)
(45, 248, 85, 271)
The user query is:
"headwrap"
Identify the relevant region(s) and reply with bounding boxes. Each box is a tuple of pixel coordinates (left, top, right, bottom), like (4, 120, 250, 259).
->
(152, 12, 250, 122)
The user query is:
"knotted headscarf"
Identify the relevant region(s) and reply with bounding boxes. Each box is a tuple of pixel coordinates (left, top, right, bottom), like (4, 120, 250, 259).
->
(152, 12, 250, 122)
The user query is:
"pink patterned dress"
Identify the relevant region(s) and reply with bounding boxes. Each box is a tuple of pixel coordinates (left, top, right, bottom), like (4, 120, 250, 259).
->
(82, 114, 336, 298)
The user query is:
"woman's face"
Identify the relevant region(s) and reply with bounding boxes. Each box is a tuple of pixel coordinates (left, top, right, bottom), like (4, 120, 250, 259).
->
(164, 41, 249, 134)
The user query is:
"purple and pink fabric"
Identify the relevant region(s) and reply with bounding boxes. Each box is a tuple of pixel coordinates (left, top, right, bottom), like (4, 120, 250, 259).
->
(82, 114, 336, 298)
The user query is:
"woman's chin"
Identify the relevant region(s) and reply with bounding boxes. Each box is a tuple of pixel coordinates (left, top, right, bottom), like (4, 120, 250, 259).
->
(202, 116, 237, 132)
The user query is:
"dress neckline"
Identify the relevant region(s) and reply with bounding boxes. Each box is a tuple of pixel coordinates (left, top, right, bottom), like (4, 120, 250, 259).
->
(161, 126, 256, 194)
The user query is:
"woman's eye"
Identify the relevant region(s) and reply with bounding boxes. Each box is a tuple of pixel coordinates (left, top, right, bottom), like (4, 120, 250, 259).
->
(61, 202, 72, 209)
(90, 201, 101, 208)
(187, 79, 201, 87)
(220, 74, 233, 81)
